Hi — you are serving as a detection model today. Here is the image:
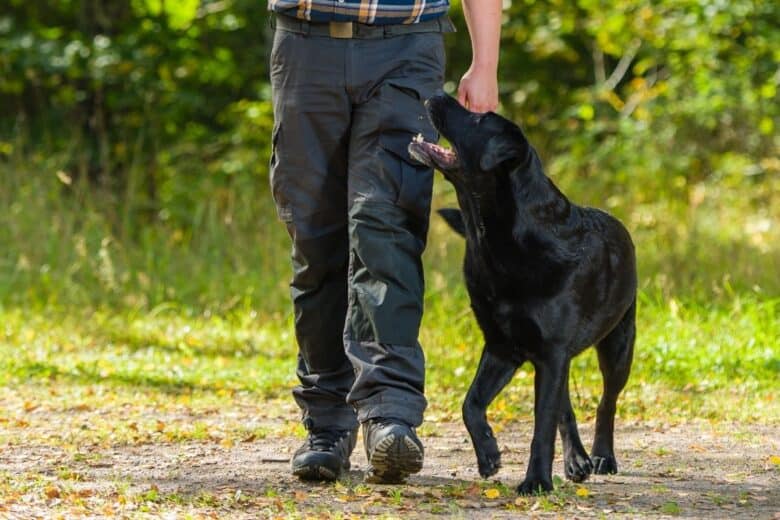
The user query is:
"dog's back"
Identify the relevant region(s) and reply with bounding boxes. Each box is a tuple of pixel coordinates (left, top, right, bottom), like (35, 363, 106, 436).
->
(440, 196, 635, 353)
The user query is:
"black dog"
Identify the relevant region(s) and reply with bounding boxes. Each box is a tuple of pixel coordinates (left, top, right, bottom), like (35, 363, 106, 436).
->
(408, 94, 637, 495)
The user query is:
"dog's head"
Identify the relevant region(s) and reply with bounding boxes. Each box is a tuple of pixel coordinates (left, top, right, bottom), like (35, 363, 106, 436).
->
(408, 93, 532, 189)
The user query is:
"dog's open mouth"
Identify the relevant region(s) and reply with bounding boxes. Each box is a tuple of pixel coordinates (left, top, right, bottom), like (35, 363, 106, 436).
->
(408, 133, 459, 171)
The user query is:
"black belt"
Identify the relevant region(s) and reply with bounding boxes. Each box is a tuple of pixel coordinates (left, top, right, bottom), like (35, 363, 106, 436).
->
(271, 14, 455, 39)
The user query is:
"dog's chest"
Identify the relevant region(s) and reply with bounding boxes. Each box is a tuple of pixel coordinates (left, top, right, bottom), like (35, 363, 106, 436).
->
(485, 296, 544, 348)
(463, 242, 557, 349)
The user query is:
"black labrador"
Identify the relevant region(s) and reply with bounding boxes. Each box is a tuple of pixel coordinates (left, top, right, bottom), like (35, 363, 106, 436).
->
(408, 94, 637, 495)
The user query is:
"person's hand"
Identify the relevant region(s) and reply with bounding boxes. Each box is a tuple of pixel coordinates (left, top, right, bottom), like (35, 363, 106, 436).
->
(457, 63, 498, 113)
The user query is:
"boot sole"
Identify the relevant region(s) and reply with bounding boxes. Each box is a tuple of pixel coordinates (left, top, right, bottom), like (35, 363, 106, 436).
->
(365, 434, 423, 484)
(292, 461, 347, 482)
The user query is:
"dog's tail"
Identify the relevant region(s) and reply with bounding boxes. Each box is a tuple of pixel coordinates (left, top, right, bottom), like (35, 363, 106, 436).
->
(437, 208, 466, 237)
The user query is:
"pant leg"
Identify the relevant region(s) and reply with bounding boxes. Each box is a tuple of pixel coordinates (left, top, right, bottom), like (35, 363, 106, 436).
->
(269, 28, 357, 431)
(343, 33, 446, 427)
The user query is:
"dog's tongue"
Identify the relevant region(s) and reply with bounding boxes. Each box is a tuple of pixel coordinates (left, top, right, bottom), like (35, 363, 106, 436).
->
(409, 133, 458, 170)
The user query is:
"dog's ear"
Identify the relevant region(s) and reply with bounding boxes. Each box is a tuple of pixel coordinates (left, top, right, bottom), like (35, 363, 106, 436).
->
(437, 208, 466, 237)
(479, 134, 525, 172)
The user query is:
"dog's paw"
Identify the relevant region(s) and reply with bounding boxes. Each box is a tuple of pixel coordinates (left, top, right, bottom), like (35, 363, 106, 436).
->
(591, 454, 618, 475)
(477, 450, 501, 478)
(475, 437, 501, 478)
(564, 452, 593, 483)
(516, 476, 553, 495)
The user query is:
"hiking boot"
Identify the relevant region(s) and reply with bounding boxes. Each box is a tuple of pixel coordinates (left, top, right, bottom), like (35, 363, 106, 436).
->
(362, 419, 424, 483)
(291, 427, 358, 481)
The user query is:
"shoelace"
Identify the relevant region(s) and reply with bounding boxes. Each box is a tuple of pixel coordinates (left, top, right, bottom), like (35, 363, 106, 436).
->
(305, 429, 351, 452)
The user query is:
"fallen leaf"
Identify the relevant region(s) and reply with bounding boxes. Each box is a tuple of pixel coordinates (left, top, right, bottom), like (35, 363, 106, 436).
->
(45, 485, 61, 499)
(484, 488, 501, 499)
(465, 483, 481, 497)
(576, 486, 591, 498)
(768, 455, 780, 466)
(514, 496, 529, 507)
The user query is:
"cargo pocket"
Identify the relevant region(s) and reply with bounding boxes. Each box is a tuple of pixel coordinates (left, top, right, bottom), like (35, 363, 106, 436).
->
(377, 83, 438, 225)
(269, 122, 293, 222)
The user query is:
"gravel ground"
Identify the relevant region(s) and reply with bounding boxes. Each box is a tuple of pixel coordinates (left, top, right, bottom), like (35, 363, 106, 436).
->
(2, 418, 778, 518)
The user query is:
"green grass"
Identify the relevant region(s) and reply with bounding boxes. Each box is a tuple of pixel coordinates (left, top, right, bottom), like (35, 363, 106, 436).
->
(0, 290, 776, 439)
(2, 147, 779, 312)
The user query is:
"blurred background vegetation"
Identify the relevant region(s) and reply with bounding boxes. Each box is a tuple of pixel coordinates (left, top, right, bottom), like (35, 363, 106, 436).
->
(0, 0, 778, 314)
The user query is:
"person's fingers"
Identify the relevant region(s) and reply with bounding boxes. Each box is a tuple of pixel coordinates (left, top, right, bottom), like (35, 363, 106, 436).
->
(481, 99, 498, 113)
(458, 73, 498, 113)
(471, 97, 488, 113)
(474, 92, 499, 113)
(457, 84, 469, 109)
(470, 96, 493, 114)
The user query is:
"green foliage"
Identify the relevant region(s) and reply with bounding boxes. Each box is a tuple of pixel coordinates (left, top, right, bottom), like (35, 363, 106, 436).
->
(483, 0, 779, 168)
(1, 0, 275, 236)
(0, 0, 778, 311)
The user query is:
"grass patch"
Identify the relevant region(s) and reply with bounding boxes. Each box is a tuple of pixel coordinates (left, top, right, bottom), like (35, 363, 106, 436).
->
(0, 291, 776, 451)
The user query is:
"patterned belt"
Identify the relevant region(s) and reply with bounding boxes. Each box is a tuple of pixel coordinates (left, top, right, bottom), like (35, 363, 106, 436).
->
(272, 14, 455, 39)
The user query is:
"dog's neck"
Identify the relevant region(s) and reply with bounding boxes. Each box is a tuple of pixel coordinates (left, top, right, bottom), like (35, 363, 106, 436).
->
(455, 147, 572, 271)
(454, 171, 518, 273)
(507, 150, 572, 227)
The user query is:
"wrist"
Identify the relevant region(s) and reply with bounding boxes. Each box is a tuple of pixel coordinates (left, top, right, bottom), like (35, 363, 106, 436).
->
(470, 59, 498, 74)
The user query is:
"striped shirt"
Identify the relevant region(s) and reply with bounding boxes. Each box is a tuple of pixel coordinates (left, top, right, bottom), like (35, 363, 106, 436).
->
(268, 0, 450, 25)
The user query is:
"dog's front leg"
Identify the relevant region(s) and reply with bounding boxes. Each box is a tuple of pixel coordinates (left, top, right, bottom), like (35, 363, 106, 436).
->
(463, 346, 519, 478)
(518, 354, 569, 495)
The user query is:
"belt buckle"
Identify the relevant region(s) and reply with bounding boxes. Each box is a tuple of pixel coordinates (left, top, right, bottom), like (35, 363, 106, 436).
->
(329, 21, 353, 39)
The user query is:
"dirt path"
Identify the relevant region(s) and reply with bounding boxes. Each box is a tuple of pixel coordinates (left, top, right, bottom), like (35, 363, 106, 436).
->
(2, 419, 778, 518)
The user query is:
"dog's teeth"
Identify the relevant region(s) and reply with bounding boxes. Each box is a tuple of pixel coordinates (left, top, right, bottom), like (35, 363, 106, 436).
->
(414, 133, 424, 144)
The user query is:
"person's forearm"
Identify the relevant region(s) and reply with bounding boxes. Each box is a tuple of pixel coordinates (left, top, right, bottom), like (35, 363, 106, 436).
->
(457, 0, 502, 112)
(462, 0, 502, 72)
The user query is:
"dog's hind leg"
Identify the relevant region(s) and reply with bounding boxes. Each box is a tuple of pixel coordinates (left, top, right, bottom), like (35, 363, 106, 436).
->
(591, 300, 636, 474)
(463, 346, 520, 478)
(558, 372, 593, 482)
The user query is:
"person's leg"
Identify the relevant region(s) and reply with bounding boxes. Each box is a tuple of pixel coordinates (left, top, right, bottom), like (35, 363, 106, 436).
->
(343, 32, 445, 481)
(270, 28, 357, 458)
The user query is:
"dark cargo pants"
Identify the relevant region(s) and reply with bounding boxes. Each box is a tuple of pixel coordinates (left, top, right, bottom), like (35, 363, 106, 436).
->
(269, 21, 445, 431)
